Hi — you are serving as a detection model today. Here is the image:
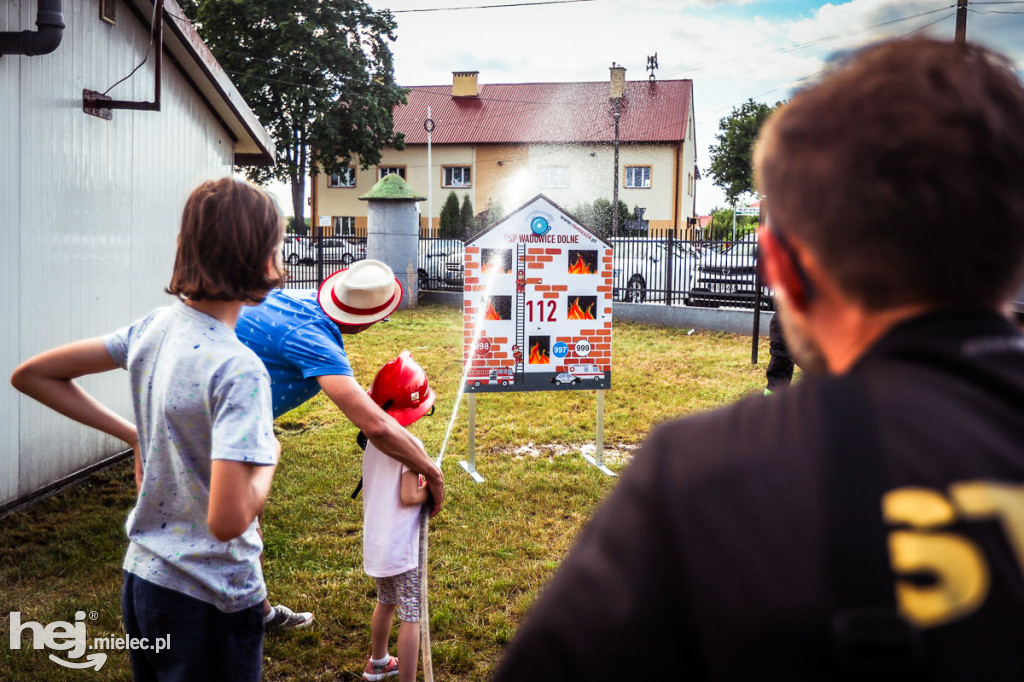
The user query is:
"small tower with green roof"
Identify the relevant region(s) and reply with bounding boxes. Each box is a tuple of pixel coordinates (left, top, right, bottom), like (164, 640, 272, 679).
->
(360, 174, 425, 309)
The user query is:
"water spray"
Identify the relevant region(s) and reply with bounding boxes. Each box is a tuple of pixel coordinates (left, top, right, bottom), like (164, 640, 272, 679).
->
(419, 260, 506, 682)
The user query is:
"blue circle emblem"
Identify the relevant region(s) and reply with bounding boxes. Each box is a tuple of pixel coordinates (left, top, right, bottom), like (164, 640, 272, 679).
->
(530, 216, 551, 236)
(552, 342, 569, 358)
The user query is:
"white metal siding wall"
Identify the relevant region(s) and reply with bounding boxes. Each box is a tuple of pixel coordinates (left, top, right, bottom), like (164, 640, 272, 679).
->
(1, 1, 22, 506)
(2, 3, 234, 508)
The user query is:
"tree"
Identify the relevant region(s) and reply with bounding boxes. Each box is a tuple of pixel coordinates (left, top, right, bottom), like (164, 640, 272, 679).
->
(180, 0, 407, 232)
(473, 199, 505, 235)
(708, 99, 780, 206)
(459, 195, 474, 239)
(439, 191, 461, 238)
(583, 198, 631, 240)
(708, 206, 757, 241)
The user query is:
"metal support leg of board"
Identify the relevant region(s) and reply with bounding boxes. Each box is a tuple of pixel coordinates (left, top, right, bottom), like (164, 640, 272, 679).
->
(459, 393, 485, 483)
(583, 390, 616, 477)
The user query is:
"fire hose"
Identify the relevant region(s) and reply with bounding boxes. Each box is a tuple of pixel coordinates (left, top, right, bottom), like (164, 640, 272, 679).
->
(418, 506, 433, 682)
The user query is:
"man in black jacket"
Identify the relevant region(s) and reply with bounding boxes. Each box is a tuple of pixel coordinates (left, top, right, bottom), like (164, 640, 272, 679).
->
(494, 38, 1024, 681)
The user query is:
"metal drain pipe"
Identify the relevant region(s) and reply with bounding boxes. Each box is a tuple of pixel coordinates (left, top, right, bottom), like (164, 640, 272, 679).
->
(0, 0, 65, 58)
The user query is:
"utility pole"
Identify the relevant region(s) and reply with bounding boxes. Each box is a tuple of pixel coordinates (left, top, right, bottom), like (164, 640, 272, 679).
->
(955, 0, 967, 45)
(425, 107, 434, 236)
(610, 63, 626, 238)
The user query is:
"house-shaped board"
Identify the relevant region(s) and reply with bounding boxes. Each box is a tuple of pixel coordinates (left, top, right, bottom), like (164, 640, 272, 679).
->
(463, 195, 613, 393)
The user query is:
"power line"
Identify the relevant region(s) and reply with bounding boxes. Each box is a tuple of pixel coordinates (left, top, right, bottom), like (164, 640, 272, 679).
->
(663, 3, 953, 80)
(391, 0, 595, 13)
(705, 8, 955, 119)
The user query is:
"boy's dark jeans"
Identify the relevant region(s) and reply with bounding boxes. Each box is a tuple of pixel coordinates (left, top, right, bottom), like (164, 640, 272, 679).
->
(122, 571, 264, 682)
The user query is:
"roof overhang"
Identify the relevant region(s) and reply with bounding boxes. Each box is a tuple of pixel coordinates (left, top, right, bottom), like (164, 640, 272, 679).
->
(127, 0, 275, 166)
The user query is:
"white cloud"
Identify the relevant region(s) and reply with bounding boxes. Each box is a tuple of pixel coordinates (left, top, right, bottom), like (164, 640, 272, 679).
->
(369, 0, 1023, 213)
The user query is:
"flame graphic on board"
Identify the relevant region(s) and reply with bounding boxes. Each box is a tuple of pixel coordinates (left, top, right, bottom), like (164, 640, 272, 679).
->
(529, 343, 550, 364)
(484, 300, 502, 320)
(567, 297, 595, 320)
(568, 253, 595, 275)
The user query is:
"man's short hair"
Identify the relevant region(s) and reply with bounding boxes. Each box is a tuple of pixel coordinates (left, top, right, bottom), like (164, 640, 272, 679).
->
(757, 39, 1024, 309)
(166, 177, 285, 302)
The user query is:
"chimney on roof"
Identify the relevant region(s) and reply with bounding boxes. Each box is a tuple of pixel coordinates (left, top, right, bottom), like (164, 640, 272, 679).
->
(610, 62, 626, 99)
(453, 71, 479, 98)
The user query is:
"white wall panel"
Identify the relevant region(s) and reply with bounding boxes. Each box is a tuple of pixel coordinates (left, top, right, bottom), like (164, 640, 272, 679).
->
(0, 0, 24, 506)
(3, 2, 235, 508)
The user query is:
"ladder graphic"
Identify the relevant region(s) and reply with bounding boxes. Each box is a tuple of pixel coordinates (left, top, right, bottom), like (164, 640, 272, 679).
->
(514, 242, 526, 379)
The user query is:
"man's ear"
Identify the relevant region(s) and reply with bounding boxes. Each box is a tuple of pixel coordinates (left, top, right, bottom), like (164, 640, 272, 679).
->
(758, 228, 814, 312)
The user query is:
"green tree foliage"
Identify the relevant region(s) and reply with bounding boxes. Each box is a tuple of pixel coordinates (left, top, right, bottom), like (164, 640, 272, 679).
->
(474, 199, 505, 234)
(708, 206, 758, 241)
(179, 0, 407, 232)
(572, 198, 632, 239)
(459, 195, 475, 238)
(439, 191, 461, 238)
(708, 99, 780, 206)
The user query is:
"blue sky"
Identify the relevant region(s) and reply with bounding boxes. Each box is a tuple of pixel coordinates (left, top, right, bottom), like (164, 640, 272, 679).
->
(356, 0, 1024, 213)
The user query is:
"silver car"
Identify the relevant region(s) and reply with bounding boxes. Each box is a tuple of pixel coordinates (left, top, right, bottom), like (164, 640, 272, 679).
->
(612, 238, 704, 304)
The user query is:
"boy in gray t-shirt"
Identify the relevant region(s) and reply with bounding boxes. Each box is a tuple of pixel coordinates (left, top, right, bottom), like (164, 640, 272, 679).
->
(12, 178, 285, 681)
(105, 300, 277, 612)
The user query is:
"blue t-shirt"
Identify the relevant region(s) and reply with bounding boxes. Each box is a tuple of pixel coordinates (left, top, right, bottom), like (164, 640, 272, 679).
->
(237, 289, 354, 417)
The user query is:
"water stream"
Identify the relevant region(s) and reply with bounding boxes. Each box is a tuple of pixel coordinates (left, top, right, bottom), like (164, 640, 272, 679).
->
(434, 252, 506, 466)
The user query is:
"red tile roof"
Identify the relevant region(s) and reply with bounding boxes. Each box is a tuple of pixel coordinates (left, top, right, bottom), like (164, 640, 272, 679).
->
(395, 79, 692, 145)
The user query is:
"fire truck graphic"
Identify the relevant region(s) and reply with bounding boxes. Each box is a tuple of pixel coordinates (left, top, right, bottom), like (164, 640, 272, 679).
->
(467, 367, 515, 387)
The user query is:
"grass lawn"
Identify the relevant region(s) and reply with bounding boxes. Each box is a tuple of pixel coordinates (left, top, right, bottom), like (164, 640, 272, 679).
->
(0, 304, 774, 681)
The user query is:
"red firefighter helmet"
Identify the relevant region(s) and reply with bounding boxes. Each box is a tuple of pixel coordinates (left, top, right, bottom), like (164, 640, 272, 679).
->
(367, 350, 436, 426)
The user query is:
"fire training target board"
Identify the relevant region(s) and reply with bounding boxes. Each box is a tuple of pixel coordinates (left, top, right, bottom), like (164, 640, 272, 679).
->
(463, 195, 613, 393)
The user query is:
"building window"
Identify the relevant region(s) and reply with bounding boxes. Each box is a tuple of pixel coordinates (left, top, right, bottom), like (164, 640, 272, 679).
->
(625, 166, 651, 188)
(333, 216, 355, 236)
(378, 166, 406, 180)
(328, 167, 356, 188)
(443, 166, 472, 188)
(539, 166, 569, 189)
(687, 173, 694, 196)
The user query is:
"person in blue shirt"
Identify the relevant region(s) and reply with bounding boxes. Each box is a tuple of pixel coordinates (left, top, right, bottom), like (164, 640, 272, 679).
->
(236, 259, 444, 629)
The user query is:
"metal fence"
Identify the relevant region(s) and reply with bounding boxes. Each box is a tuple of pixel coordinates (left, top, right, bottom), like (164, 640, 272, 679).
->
(283, 235, 773, 310)
(282, 235, 367, 288)
(611, 234, 774, 310)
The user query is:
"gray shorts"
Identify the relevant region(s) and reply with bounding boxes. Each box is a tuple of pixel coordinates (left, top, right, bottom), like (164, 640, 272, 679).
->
(375, 568, 421, 622)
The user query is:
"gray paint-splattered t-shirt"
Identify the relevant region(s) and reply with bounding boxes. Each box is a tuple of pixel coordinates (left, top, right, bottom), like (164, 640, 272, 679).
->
(105, 301, 278, 613)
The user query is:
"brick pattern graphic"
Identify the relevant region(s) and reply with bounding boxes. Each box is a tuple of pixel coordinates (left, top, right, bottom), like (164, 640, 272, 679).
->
(462, 198, 613, 390)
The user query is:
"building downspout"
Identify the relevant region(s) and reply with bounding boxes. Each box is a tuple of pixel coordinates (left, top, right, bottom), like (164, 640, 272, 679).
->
(672, 142, 681, 237)
(0, 0, 65, 58)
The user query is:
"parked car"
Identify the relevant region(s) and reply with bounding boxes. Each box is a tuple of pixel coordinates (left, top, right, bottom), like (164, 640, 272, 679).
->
(283, 236, 314, 266)
(611, 238, 705, 303)
(687, 233, 774, 310)
(283, 236, 365, 266)
(418, 239, 465, 289)
(320, 237, 366, 266)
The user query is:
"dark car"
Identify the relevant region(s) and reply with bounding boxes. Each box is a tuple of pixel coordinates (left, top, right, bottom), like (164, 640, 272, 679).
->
(687, 234, 774, 310)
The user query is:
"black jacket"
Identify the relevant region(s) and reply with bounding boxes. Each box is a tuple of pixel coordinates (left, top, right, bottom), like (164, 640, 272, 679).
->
(493, 309, 1024, 681)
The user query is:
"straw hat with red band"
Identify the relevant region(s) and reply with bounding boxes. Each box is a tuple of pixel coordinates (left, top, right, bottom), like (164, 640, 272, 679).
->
(317, 259, 403, 326)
